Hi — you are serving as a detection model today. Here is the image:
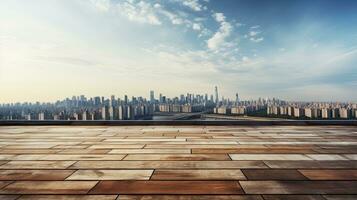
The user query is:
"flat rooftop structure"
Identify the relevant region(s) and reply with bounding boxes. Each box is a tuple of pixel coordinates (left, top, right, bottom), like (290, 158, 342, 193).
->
(0, 124, 356, 199)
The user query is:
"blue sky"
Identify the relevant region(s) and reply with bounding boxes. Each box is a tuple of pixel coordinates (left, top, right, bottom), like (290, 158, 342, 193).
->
(0, 0, 357, 102)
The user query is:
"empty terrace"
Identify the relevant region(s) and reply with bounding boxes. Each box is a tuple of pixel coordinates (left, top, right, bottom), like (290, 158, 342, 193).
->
(0, 125, 357, 199)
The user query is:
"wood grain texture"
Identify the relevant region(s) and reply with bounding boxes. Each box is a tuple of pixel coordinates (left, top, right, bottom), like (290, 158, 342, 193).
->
(0, 125, 356, 197)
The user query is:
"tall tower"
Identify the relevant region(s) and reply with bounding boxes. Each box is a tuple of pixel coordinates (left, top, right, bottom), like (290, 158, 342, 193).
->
(150, 90, 155, 103)
(235, 93, 239, 105)
(215, 86, 219, 105)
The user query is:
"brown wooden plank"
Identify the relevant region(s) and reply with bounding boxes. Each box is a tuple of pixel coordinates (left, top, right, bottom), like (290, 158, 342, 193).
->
(0, 161, 76, 169)
(0, 195, 20, 200)
(230, 154, 311, 161)
(192, 148, 317, 154)
(240, 181, 357, 194)
(0, 170, 75, 180)
(299, 170, 357, 180)
(264, 161, 357, 169)
(124, 154, 230, 161)
(70, 161, 268, 169)
(17, 195, 118, 200)
(119, 195, 263, 200)
(66, 170, 153, 180)
(151, 169, 246, 180)
(90, 181, 243, 194)
(242, 169, 307, 180)
(109, 149, 191, 154)
(13, 154, 126, 161)
(323, 195, 357, 200)
(0, 181, 98, 194)
(262, 195, 325, 200)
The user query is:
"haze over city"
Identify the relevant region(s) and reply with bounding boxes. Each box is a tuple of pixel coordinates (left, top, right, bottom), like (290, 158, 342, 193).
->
(1, 0, 357, 103)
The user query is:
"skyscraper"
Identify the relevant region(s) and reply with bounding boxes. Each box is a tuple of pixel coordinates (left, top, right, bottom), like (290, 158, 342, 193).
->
(215, 86, 219, 105)
(235, 93, 239, 105)
(150, 90, 155, 103)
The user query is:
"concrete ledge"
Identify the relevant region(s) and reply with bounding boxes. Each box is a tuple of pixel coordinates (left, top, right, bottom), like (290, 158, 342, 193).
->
(0, 120, 357, 126)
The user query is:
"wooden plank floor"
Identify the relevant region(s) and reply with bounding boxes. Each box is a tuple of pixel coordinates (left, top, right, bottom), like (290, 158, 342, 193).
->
(0, 125, 356, 199)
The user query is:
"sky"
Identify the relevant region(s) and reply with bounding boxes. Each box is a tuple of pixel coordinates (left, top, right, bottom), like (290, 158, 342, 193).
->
(1, 0, 357, 103)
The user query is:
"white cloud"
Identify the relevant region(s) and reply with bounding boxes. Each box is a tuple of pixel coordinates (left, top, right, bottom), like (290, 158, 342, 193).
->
(250, 37, 264, 43)
(213, 13, 225, 22)
(159, 9, 185, 25)
(250, 25, 260, 29)
(192, 23, 201, 31)
(182, 0, 203, 11)
(207, 13, 232, 50)
(153, 3, 161, 8)
(117, 1, 162, 25)
(249, 31, 260, 37)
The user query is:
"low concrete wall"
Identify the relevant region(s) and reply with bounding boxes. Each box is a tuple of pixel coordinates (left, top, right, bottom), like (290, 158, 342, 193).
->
(0, 120, 357, 126)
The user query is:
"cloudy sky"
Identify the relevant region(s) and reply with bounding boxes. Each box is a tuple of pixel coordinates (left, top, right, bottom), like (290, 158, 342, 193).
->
(1, 0, 357, 103)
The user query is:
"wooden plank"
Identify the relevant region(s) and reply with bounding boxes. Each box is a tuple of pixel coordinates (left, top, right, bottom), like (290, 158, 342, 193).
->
(242, 169, 307, 180)
(240, 181, 357, 194)
(71, 161, 268, 169)
(0, 161, 76, 169)
(230, 154, 311, 161)
(299, 170, 357, 180)
(119, 195, 263, 200)
(0, 181, 98, 194)
(17, 195, 118, 200)
(264, 161, 357, 169)
(151, 169, 246, 180)
(124, 154, 230, 161)
(66, 170, 153, 180)
(0, 170, 75, 180)
(109, 149, 191, 154)
(90, 181, 243, 194)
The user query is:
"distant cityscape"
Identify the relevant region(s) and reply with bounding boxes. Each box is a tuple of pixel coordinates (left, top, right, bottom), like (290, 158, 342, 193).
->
(0, 87, 356, 120)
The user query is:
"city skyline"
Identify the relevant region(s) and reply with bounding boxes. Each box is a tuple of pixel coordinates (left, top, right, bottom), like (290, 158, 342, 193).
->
(1, 0, 357, 102)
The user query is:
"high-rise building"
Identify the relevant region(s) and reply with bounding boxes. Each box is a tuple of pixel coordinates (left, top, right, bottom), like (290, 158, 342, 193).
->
(124, 95, 128, 104)
(118, 105, 126, 120)
(101, 106, 109, 120)
(109, 106, 117, 120)
(150, 90, 155, 103)
(235, 93, 239, 105)
(82, 111, 90, 120)
(215, 86, 219, 105)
